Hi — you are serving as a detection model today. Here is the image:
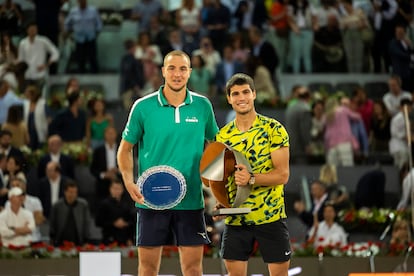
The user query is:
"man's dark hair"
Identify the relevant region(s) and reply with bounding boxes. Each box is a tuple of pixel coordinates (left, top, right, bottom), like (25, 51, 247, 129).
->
(67, 90, 80, 106)
(0, 129, 12, 138)
(225, 73, 255, 96)
(64, 179, 78, 191)
(400, 98, 412, 107)
(124, 39, 135, 51)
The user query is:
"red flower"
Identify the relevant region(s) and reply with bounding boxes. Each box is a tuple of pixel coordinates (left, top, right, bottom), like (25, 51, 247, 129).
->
(128, 249, 136, 258)
(316, 246, 325, 254)
(8, 244, 26, 250)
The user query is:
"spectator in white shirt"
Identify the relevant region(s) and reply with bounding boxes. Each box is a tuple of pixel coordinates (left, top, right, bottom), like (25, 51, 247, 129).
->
(308, 203, 348, 248)
(5, 177, 45, 242)
(382, 75, 412, 117)
(0, 187, 35, 247)
(389, 98, 413, 169)
(396, 165, 414, 210)
(17, 22, 59, 88)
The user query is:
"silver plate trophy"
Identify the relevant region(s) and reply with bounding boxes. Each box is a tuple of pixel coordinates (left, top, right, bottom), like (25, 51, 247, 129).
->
(137, 165, 186, 210)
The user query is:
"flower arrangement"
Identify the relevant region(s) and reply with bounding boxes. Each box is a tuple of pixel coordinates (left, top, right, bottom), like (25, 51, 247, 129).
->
(47, 88, 104, 112)
(20, 142, 92, 167)
(61, 142, 92, 165)
(100, 12, 123, 26)
(2, 239, 412, 259)
(0, 242, 137, 259)
(337, 208, 410, 233)
(292, 240, 383, 258)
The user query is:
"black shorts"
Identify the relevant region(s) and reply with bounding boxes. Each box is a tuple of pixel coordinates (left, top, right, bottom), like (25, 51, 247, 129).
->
(136, 208, 211, 246)
(220, 219, 291, 263)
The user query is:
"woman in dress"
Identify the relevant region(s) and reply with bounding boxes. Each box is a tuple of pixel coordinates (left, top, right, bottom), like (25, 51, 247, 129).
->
(85, 97, 114, 149)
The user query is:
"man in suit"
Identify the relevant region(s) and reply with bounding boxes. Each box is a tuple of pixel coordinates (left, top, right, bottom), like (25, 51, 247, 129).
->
(0, 130, 24, 162)
(49, 180, 91, 246)
(37, 161, 69, 218)
(293, 180, 329, 228)
(37, 135, 75, 180)
(215, 45, 245, 95)
(248, 26, 279, 81)
(90, 126, 120, 204)
(389, 25, 414, 92)
(0, 153, 8, 208)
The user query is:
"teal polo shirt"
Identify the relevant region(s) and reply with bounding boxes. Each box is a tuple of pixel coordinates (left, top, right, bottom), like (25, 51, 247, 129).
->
(122, 86, 219, 210)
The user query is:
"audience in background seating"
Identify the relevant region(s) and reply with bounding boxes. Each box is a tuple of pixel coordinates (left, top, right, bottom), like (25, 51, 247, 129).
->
(287, 0, 316, 74)
(37, 161, 69, 219)
(17, 22, 59, 90)
(0, 0, 23, 36)
(248, 25, 279, 79)
(396, 163, 414, 210)
(175, 0, 202, 55)
(131, 0, 164, 35)
(389, 218, 412, 250)
(49, 180, 91, 246)
(0, 186, 35, 247)
(389, 25, 414, 92)
(309, 99, 326, 162)
(95, 179, 135, 245)
(389, 98, 413, 169)
(285, 86, 313, 164)
(3, 155, 26, 188)
(90, 126, 120, 204)
(370, 100, 392, 152)
(85, 97, 114, 150)
(5, 177, 45, 242)
(215, 44, 245, 95)
(2, 104, 29, 148)
(64, 0, 102, 73)
(22, 85, 50, 150)
(340, 96, 369, 161)
(307, 203, 348, 247)
(319, 163, 351, 209)
(192, 36, 222, 76)
(119, 39, 145, 110)
(37, 135, 75, 180)
(188, 54, 212, 97)
(324, 97, 361, 166)
(0, 79, 23, 126)
(0, 153, 8, 208)
(383, 75, 412, 117)
(49, 91, 86, 142)
(294, 180, 329, 228)
(134, 31, 163, 83)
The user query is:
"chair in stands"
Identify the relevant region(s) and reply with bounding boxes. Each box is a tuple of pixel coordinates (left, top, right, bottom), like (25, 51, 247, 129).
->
(363, 81, 389, 101)
(308, 82, 335, 95)
(335, 82, 361, 97)
(354, 168, 386, 209)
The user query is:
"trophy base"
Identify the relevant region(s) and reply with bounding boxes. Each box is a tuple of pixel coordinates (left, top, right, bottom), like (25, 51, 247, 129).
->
(212, 207, 251, 216)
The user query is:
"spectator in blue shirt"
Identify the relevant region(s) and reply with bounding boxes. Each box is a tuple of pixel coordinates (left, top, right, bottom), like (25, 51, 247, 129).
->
(0, 79, 23, 126)
(64, 0, 102, 73)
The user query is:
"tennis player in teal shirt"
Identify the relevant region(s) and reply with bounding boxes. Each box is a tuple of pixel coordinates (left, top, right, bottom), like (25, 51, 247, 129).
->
(117, 50, 218, 276)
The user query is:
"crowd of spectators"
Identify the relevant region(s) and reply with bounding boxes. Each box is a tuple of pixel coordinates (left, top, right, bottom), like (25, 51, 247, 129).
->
(0, 0, 413, 251)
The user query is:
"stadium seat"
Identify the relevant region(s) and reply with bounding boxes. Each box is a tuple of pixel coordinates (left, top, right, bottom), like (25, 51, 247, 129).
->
(335, 82, 361, 97)
(308, 82, 335, 95)
(363, 81, 388, 101)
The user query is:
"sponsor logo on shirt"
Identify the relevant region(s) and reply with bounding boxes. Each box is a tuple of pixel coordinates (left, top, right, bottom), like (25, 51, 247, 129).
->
(185, 116, 199, 123)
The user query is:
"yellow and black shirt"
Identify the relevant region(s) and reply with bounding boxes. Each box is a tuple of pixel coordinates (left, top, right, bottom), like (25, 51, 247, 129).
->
(216, 114, 289, 226)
